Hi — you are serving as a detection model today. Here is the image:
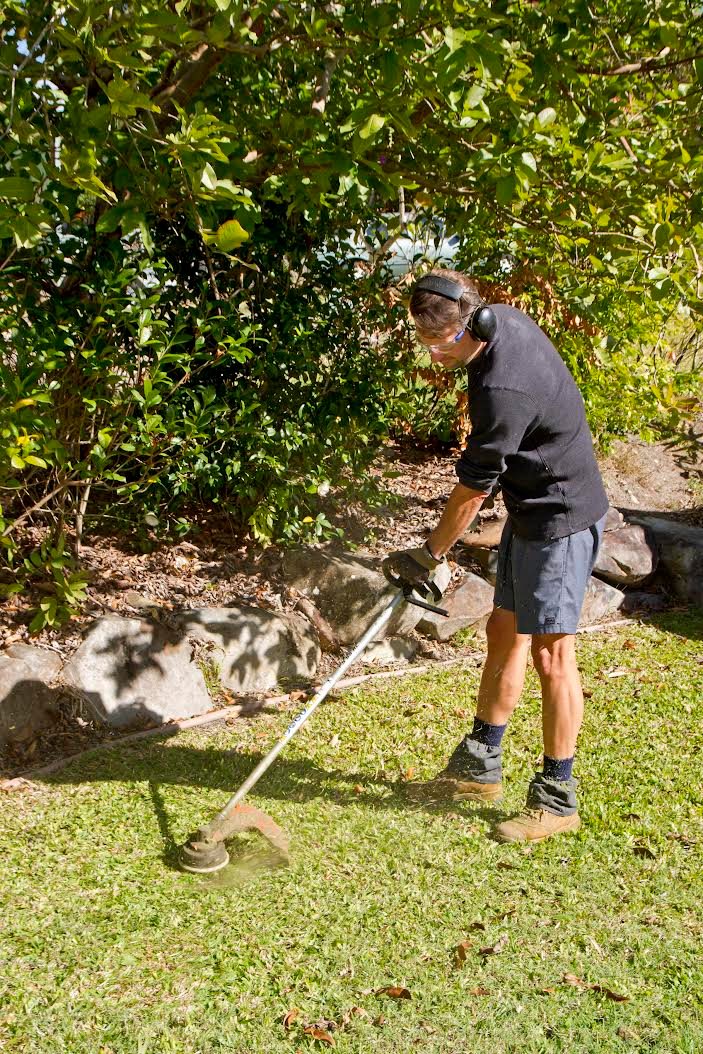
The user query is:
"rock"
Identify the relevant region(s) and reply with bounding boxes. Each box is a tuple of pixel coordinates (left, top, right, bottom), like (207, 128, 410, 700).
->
(604, 506, 626, 532)
(625, 515, 703, 610)
(417, 572, 495, 641)
(580, 577, 626, 625)
(593, 524, 657, 585)
(175, 606, 321, 693)
(621, 591, 671, 614)
(362, 637, 418, 664)
(0, 646, 63, 747)
(62, 616, 213, 729)
(462, 515, 507, 548)
(282, 549, 451, 645)
(471, 547, 499, 586)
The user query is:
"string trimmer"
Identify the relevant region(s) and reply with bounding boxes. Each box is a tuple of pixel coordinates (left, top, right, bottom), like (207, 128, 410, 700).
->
(179, 580, 448, 874)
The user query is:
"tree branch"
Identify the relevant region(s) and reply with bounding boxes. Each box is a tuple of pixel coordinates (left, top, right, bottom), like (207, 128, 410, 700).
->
(577, 47, 703, 76)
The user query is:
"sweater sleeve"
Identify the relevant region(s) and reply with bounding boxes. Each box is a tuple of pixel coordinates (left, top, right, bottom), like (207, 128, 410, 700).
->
(456, 387, 538, 493)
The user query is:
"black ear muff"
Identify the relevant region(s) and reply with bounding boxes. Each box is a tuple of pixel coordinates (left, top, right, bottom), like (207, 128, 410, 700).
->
(414, 275, 464, 301)
(468, 306, 497, 342)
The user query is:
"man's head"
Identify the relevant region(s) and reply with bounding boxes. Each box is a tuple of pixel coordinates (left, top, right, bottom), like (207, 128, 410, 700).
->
(409, 269, 487, 369)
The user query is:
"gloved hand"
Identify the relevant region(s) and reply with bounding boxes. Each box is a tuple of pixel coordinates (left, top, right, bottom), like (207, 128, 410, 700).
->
(382, 543, 448, 594)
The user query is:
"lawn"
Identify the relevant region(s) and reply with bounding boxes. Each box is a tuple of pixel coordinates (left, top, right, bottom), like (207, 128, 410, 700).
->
(1, 613, 702, 1054)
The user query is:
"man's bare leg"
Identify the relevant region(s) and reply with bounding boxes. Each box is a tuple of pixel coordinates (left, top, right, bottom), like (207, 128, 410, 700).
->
(531, 633, 583, 760)
(475, 607, 531, 725)
(494, 632, 583, 842)
(410, 608, 529, 801)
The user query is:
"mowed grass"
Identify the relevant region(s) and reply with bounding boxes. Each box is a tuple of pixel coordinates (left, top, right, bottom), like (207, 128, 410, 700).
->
(1, 613, 702, 1054)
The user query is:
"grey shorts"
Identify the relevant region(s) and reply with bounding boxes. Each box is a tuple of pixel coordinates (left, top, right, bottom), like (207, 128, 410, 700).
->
(494, 515, 606, 635)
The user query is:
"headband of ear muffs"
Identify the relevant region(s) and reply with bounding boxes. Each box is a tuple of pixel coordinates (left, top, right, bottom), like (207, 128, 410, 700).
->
(414, 275, 497, 342)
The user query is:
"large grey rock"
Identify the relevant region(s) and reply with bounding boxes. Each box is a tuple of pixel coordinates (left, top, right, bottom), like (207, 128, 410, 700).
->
(461, 515, 507, 548)
(626, 515, 703, 610)
(0, 645, 62, 746)
(282, 549, 451, 645)
(361, 637, 418, 664)
(175, 606, 321, 693)
(417, 572, 495, 641)
(593, 524, 657, 586)
(62, 616, 212, 729)
(580, 577, 626, 625)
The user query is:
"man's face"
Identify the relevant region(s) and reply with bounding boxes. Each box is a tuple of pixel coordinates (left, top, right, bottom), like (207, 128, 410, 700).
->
(414, 322, 484, 370)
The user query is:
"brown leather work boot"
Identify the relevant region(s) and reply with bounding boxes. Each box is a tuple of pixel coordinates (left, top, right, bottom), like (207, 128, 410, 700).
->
(406, 771, 503, 803)
(494, 807, 580, 843)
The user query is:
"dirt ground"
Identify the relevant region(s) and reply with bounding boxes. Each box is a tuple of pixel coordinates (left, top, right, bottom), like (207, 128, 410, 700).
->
(1, 431, 701, 777)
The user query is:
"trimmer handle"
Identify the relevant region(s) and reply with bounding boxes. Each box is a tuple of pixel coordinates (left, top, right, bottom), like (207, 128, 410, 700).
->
(402, 582, 449, 618)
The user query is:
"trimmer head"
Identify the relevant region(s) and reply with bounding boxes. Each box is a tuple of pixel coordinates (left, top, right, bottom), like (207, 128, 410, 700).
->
(180, 835, 230, 874)
(179, 803, 290, 875)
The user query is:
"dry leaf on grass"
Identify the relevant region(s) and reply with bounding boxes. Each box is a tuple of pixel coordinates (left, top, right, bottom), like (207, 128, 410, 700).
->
(453, 939, 472, 968)
(373, 1014, 386, 1026)
(376, 986, 412, 1000)
(563, 974, 629, 1002)
(283, 1008, 301, 1029)
(479, 933, 509, 957)
(469, 986, 490, 996)
(303, 1025, 336, 1046)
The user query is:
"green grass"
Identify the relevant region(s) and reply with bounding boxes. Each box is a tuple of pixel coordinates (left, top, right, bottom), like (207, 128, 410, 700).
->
(2, 613, 702, 1054)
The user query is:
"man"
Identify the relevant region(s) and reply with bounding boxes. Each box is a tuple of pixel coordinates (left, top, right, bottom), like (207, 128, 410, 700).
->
(384, 269, 609, 843)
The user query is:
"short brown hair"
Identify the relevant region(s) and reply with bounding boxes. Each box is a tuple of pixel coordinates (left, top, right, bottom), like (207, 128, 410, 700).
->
(409, 269, 483, 335)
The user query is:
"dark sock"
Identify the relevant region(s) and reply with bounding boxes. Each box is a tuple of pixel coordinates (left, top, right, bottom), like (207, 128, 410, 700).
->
(470, 716, 507, 748)
(543, 755, 574, 782)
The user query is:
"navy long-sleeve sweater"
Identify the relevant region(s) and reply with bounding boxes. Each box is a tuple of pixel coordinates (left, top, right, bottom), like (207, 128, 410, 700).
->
(456, 304, 608, 540)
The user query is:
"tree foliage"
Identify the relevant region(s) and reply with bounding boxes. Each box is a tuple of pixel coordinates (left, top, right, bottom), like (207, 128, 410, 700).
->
(1, 0, 701, 624)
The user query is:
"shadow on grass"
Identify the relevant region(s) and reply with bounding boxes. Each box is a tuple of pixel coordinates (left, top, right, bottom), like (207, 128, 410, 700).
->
(46, 742, 501, 867)
(637, 609, 703, 641)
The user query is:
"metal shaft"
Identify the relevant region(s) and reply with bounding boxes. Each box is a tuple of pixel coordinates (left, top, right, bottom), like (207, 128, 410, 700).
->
(201, 591, 405, 838)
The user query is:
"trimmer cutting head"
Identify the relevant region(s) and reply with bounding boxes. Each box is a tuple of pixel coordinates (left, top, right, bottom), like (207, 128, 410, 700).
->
(179, 803, 290, 875)
(180, 835, 230, 874)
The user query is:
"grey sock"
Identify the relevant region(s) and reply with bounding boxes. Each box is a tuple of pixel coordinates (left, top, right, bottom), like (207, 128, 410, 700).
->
(445, 736, 503, 785)
(527, 772, 578, 816)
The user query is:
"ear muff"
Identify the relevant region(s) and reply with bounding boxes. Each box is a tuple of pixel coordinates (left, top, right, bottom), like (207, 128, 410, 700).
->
(468, 305, 497, 342)
(413, 275, 497, 343)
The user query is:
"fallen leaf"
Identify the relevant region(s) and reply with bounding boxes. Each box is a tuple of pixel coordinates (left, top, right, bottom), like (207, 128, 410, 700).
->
(329, 734, 340, 749)
(352, 784, 364, 794)
(339, 1006, 367, 1027)
(604, 667, 629, 678)
(376, 986, 412, 1000)
(562, 974, 628, 1001)
(468, 920, 487, 931)
(283, 1008, 300, 1029)
(479, 933, 508, 956)
(453, 939, 472, 968)
(404, 766, 415, 781)
(303, 1026, 336, 1046)
(622, 639, 637, 650)
(496, 861, 518, 871)
(373, 1014, 385, 1026)
(469, 986, 490, 996)
(582, 688, 594, 699)
(539, 987, 556, 995)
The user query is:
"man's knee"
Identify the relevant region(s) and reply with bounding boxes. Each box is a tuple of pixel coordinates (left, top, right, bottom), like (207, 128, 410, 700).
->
(486, 607, 517, 646)
(531, 633, 575, 679)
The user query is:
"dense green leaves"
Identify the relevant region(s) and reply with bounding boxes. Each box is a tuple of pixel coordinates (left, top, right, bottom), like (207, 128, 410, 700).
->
(0, 0, 700, 622)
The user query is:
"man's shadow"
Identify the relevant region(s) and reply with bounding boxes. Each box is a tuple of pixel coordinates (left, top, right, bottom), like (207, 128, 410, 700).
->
(44, 739, 499, 869)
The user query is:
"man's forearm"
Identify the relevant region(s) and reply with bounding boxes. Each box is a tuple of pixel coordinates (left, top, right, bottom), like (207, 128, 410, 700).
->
(427, 482, 489, 559)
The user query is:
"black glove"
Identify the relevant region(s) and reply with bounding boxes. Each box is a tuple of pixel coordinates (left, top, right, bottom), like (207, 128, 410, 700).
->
(382, 543, 448, 594)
